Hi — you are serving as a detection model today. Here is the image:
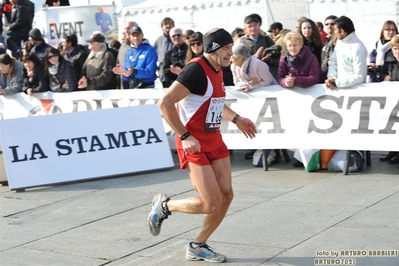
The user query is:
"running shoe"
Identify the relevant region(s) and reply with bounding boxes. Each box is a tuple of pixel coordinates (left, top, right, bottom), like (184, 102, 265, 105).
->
(186, 242, 226, 263)
(147, 193, 170, 236)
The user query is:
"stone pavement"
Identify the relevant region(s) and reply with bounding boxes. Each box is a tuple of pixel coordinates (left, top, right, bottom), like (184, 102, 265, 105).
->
(0, 151, 398, 266)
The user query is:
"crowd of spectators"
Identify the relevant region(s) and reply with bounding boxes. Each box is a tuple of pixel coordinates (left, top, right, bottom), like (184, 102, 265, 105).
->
(0, 4, 397, 164)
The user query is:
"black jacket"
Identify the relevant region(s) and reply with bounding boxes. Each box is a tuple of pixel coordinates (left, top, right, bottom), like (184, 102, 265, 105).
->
(48, 59, 78, 92)
(31, 41, 53, 62)
(8, 0, 31, 38)
(23, 63, 49, 93)
(380, 50, 399, 81)
(162, 43, 188, 87)
(64, 46, 88, 80)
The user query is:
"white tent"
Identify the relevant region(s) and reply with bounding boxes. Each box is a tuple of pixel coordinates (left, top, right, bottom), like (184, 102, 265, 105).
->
(120, 0, 399, 52)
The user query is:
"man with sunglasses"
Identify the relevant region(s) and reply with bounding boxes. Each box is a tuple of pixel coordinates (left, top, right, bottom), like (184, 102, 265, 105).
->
(324, 15, 337, 43)
(161, 27, 188, 88)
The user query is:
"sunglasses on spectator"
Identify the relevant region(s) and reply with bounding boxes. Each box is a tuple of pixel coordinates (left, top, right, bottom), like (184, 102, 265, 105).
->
(384, 28, 397, 32)
(48, 54, 58, 59)
(190, 41, 202, 46)
(325, 23, 334, 26)
(171, 34, 182, 38)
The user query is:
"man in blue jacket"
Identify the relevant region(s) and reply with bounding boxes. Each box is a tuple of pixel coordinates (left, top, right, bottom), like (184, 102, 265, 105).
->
(112, 26, 157, 88)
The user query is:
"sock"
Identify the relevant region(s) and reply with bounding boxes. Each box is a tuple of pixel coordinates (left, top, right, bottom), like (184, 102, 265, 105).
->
(191, 242, 205, 248)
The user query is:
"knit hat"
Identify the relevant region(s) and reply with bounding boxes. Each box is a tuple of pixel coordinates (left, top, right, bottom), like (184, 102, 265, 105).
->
(29, 28, 43, 41)
(203, 29, 233, 53)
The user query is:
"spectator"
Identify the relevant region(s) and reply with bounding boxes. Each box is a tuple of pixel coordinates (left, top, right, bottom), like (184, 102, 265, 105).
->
(112, 26, 157, 89)
(369, 20, 398, 81)
(316, 21, 328, 45)
(61, 33, 88, 81)
(78, 32, 116, 90)
(321, 15, 338, 80)
(22, 53, 49, 96)
(29, 28, 52, 62)
(0, 53, 23, 96)
(45, 0, 69, 7)
(162, 27, 188, 87)
(153, 17, 175, 84)
(21, 40, 33, 56)
(277, 32, 320, 88)
(379, 34, 399, 164)
(117, 21, 138, 89)
(267, 22, 290, 56)
(110, 40, 121, 51)
(183, 29, 195, 46)
(4, 0, 31, 60)
(231, 27, 244, 42)
(324, 15, 337, 43)
(325, 16, 367, 89)
(231, 43, 274, 92)
(45, 47, 77, 92)
(185, 32, 203, 64)
(239, 14, 278, 78)
(298, 18, 323, 66)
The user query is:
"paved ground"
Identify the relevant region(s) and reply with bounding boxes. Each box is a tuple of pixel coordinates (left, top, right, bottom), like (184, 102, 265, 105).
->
(0, 151, 398, 266)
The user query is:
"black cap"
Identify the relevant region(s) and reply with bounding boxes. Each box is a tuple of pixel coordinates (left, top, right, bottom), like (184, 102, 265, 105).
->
(244, 14, 262, 24)
(29, 28, 43, 41)
(268, 22, 283, 32)
(86, 32, 105, 43)
(129, 26, 143, 34)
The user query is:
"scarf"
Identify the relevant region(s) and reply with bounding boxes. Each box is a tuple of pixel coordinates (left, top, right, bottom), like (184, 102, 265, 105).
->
(286, 51, 298, 68)
(49, 62, 59, 75)
(375, 39, 391, 66)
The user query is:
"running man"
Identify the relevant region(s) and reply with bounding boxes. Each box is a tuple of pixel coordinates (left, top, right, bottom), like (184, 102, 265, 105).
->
(147, 28, 257, 263)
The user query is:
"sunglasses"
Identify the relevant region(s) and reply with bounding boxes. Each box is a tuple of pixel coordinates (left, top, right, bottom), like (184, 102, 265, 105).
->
(171, 34, 182, 38)
(325, 23, 334, 26)
(48, 54, 58, 59)
(190, 41, 202, 46)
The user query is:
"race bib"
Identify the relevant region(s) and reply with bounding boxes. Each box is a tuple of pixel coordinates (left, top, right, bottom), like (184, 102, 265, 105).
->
(205, 97, 224, 131)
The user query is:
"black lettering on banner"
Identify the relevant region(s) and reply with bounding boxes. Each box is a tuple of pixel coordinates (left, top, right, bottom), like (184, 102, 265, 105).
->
(88, 135, 107, 152)
(308, 95, 344, 133)
(9, 144, 48, 162)
(146, 128, 162, 144)
(56, 139, 73, 156)
(255, 98, 285, 133)
(129, 130, 145, 146)
(30, 143, 49, 160)
(48, 21, 84, 40)
(9, 145, 28, 162)
(71, 137, 88, 153)
(348, 97, 386, 134)
(105, 132, 129, 149)
(379, 99, 399, 134)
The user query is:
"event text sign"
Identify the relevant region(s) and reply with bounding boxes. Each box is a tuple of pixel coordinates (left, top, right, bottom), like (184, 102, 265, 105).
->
(0, 105, 174, 190)
(0, 82, 398, 151)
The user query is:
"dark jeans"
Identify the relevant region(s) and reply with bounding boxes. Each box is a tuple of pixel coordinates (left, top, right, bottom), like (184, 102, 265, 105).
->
(4, 31, 23, 56)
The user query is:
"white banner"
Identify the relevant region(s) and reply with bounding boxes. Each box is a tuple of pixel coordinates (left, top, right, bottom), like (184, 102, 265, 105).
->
(0, 105, 174, 190)
(34, 5, 119, 48)
(1, 82, 398, 151)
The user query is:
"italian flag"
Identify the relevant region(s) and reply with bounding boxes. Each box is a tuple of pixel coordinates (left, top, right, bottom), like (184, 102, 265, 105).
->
(295, 149, 320, 172)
